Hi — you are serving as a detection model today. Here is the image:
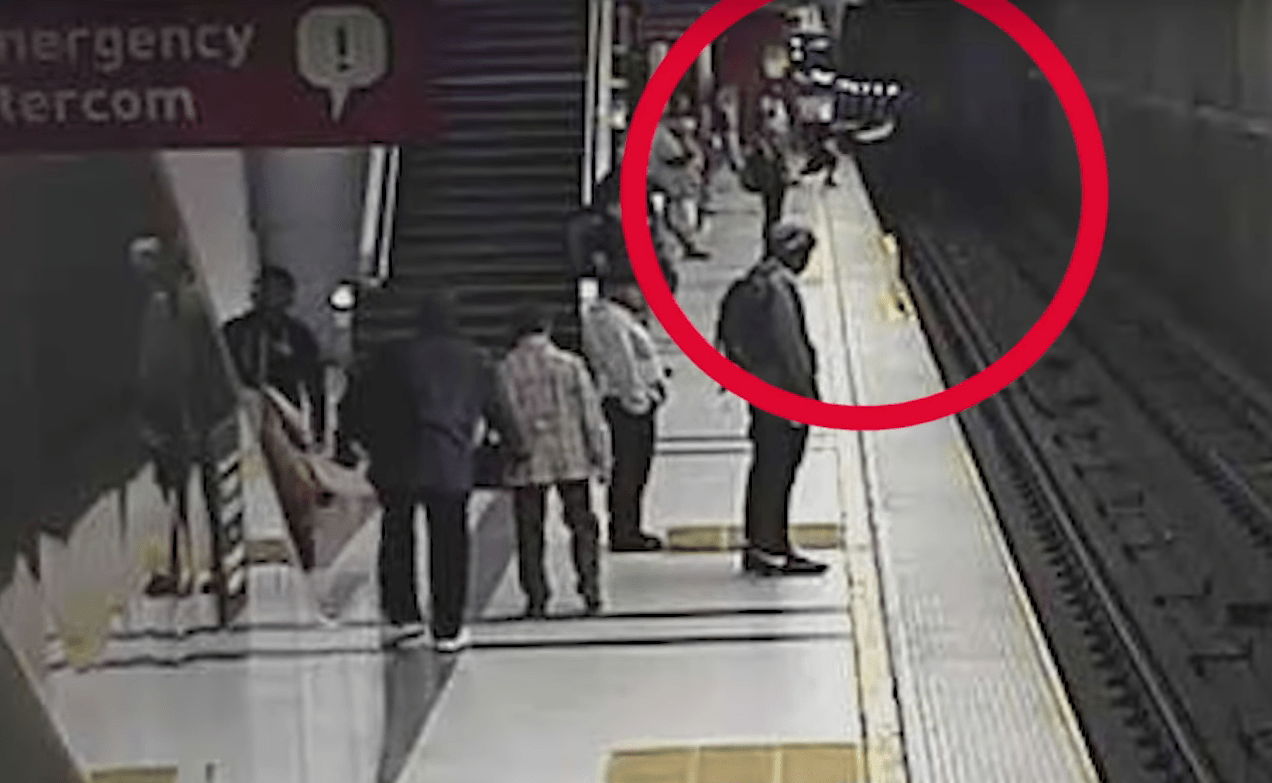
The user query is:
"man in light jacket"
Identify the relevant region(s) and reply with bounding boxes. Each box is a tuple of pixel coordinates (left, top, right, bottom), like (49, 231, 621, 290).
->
(582, 275, 668, 553)
(497, 304, 611, 618)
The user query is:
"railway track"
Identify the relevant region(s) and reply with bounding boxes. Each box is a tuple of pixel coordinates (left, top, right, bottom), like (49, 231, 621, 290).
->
(901, 198, 1272, 783)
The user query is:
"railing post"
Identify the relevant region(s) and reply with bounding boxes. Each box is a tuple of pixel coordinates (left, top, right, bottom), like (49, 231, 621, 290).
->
(358, 145, 387, 280)
(595, 0, 616, 183)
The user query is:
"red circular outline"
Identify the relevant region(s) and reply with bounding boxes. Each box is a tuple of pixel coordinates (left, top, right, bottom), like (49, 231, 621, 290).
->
(620, 0, 1108, 431)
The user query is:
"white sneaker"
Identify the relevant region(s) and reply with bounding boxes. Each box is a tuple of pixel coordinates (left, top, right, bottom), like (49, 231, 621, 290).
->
(382, 622, 427, 647)
(432, 628, 471, 654)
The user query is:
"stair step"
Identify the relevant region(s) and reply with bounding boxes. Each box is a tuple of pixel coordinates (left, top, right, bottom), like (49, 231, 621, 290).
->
(439, 0, 581, 15)
(399, 181, 578, 201)
(435, 89, 582, 107)
(396, 220, 567, 241)
(392, 267, 574, 286)
(443, 107, 584, 126)
(441, 19, 585, 39)
(437, 52, 583, 75)
(400, 163, 578, 182)
(398, 202, 576, 220)
(447, 35, 581, 55)
(439, 127, 583, 144)
(434, 72, 583, 89)
(391, 234, 567, 253)
(406, 147, 580, 166)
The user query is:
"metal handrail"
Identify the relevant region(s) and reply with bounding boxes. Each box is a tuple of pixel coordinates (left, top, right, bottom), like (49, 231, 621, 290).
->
(358, 144, 401, 287)
(583, 0, 603, 206)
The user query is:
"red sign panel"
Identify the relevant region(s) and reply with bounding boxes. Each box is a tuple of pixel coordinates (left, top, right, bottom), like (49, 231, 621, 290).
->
(0, 0, 439, 151)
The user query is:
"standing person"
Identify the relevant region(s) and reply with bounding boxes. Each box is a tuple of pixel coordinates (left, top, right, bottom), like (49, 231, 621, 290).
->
(223, 265, 328, 450)
(582, 276, 667, 553)
(341, 292, 524, 651)
(716, 225, 828, 576)
(566, 168, 680, 293)
(650, 99, 710, 260)
(743, 122, 791, 244)
(496, 305, 611, 618)
(132, 236, 213, 596)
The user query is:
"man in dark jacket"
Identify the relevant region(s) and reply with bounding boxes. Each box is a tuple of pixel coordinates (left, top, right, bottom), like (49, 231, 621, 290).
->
(566, 167, 680, 293)
(739, 224, 827, 577)
(223, 265, 327, 448)
(341, 292, 524, 652)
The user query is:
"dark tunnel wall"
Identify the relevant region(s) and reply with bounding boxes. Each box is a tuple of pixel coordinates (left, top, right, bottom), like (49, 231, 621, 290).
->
(846, 0, 1272, 396)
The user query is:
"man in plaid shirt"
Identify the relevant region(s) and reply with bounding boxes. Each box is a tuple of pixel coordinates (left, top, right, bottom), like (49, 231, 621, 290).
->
(497, 305, 611, 617)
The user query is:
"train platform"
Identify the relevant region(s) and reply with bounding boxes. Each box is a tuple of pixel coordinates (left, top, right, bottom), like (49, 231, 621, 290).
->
(32, 159, 1100, 783)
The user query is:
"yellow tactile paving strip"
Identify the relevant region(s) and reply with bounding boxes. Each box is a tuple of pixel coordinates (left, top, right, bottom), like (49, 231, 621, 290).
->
(89, 768, 178, 783)
(606, 743, 862, 783)
(664, 523, 845, 552)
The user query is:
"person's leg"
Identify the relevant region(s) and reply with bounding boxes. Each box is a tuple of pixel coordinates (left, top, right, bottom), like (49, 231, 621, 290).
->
(602, 399, 631, 541)
(824, 149, 840, 187)
(743, 410, 789, 558)
(762, 184, 788, 242)
(774, 424, 810, 551)
(603, 400, 661, 551)
(171, 467, 192, 591)
(667, 195, 708, 258)
(775, 423, 825, 573)
(421, 490, 471, 641)
(558, 480, 601, 612)
(377, 486, 423, 624)
(632, 409, 657, 532)
(512, 485, 550, 616)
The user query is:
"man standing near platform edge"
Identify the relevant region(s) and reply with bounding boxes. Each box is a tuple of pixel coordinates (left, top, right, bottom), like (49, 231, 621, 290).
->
(723, 224, 828, 577)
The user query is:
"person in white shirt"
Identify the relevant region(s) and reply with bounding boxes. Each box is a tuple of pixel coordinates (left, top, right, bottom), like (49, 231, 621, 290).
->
(581, 277, 667, 552)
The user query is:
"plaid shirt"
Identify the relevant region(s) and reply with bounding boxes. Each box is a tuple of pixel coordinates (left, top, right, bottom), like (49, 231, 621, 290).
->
(496, 335, 611, 487)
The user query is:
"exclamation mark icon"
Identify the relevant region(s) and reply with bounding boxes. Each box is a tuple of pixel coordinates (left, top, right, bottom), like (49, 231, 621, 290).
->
(335, 25, 351, 73)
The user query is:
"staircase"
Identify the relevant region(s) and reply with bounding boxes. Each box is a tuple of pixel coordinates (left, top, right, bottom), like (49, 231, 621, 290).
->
(638, 0, 713, 40)
(355, 0, 588, 356)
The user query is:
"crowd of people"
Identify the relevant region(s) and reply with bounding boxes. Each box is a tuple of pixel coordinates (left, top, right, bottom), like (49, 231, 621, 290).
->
(202, 29, 903, 653)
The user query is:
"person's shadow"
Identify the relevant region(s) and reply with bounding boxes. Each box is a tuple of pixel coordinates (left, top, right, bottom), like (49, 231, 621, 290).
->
(375, 644, 458, 783)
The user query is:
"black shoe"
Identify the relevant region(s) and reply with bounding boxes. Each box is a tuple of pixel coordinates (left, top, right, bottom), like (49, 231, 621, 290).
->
(781, 553, 829, 576)
(742, 548, 828, 577)
(582, 596, 602, 616)
(610, 534, 663, 553)
(741, 548, 786, 576)
(523, 603, 547, 620)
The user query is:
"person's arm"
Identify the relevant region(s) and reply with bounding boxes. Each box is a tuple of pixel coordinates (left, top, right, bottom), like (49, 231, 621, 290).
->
(482, 359, 528, 459)
(220, 317, 253, 388)
(293, 325, 328, 448)
(586, 308, 648, 414)
(573, 358, 612, 475)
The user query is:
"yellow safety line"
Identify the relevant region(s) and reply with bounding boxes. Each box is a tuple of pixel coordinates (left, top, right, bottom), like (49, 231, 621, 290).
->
(811, 177, 908, 783)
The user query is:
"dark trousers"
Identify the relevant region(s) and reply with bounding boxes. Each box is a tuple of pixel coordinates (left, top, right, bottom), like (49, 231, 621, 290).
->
(513, 481, 600, 607)
(377, 486, 470, 639)
(744, 409, 810, 555)
(602, 399, 656, 543)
